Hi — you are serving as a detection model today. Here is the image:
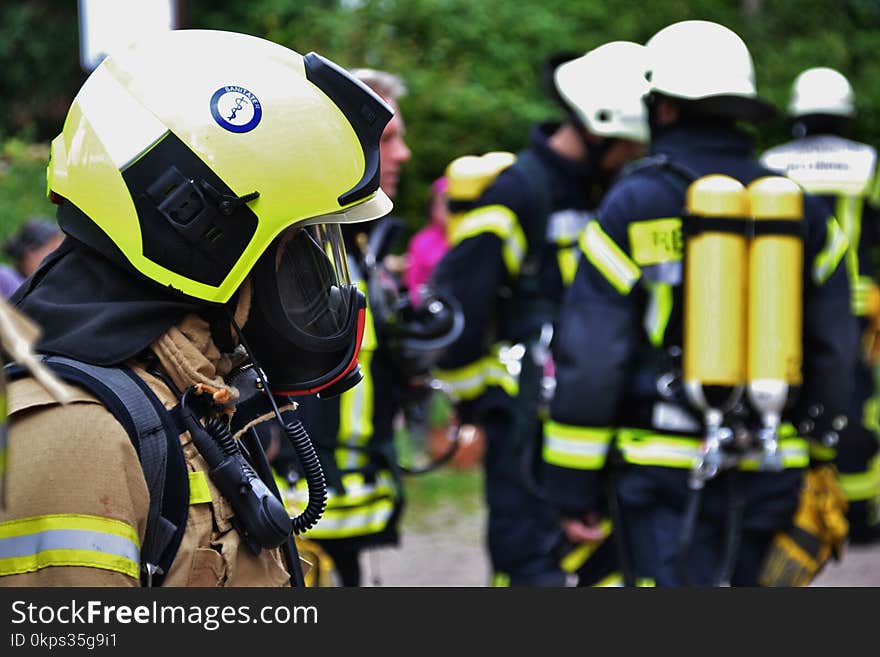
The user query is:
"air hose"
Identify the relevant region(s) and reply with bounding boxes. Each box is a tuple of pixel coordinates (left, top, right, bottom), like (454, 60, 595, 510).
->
(675, 486, 702, 586)
(282, 416, 327, 534)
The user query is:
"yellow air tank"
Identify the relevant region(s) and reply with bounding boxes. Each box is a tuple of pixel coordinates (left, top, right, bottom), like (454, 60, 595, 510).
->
(682, 174, 750, 416)
(747, 176, 803, 466)
(445, 151, 516, 240)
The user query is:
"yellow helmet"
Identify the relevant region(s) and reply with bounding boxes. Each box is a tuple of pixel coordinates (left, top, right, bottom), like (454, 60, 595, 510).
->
(48, 29, 393, 303)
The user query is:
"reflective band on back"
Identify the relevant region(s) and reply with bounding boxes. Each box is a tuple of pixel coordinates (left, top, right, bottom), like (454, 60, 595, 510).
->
(644, 282, 673, 347)
(580, 222, 641, 294)
(0, 514, 140, 579)
(628, 218, 683, 266)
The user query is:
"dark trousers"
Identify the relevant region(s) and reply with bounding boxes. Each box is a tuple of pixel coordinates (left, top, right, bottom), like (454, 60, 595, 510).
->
(619, 501, 774, 586)
(483, 410, 567, 586)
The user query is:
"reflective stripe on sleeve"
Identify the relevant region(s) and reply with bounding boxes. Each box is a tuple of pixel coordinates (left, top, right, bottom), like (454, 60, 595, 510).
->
(0, 514, 140, 579)
(542, 421, 613, 470)
(448, 205, 527, 276)
(580, 221, 641, 294)
(435, 345, 520, 402)
(837, 455, 880, 502)
(812, 217, 849, 285)
(644, 282, 673, 347)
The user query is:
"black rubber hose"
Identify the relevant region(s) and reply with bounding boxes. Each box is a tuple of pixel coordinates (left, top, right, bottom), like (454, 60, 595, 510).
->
(283, 417, 328, 535)
(715, 472, 744, 587)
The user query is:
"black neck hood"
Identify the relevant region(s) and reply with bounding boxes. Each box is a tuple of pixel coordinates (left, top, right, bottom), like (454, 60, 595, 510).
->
(11, 237, 207, 366)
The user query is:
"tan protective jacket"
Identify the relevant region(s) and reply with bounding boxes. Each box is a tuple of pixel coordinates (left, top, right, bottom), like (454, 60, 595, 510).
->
(0, 314, 291, 587)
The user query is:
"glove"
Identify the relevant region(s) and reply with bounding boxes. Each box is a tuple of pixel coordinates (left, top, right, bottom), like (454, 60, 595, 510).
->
(758, 464, 849, 586)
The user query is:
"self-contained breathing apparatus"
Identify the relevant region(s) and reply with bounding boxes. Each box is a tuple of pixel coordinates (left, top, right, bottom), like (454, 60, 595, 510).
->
(357, 217, 465, 474)
(672, 172, 847, 584)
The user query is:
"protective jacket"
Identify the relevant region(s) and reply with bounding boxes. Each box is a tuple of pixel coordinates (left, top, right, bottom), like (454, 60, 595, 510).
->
(432, 123, 599, 583)
(280, 223, 404, 549)
(542, 122, 856, 533)
(762, 133, 880, 541)
(0, 313, 291, 586)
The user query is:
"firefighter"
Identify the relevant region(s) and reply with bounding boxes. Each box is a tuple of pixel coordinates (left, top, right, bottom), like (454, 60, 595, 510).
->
(431, 41, 649, 586)
(0, 30, 394, 586)
(541, 21, 855, 586)
(761, 67, 880, 544)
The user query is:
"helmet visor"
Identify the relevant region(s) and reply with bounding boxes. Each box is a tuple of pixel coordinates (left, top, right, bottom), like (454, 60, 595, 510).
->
(274, 222, 353, 341)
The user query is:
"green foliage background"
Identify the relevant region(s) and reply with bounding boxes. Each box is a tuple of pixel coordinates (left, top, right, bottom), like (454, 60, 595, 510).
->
(2, 0, 880, 260)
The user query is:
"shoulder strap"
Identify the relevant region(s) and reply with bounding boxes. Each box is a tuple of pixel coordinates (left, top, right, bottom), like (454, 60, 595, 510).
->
(4, 356, 188, 587)
(621, 153, 701, 197)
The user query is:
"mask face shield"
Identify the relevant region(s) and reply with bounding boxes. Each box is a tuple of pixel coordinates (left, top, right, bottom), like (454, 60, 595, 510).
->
(243, 223, 366, 397)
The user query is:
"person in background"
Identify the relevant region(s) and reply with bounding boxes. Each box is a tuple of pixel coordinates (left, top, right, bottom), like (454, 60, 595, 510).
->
(405, 176, 450, 306)
(431, 41, 650, 586)
(277, 68, 413, 586)
(1, 218, 63, 298)
(761, 67, 880, 544)
(542, 21, 854, 586)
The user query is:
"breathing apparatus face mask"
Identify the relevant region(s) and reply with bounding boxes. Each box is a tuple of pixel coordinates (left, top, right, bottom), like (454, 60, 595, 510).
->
(242, 222, 366, 398)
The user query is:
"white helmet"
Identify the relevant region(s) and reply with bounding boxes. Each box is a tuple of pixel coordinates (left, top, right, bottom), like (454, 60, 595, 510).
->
(645, 20, 776, 121)
(788, 67, 855, 118)
(554, 41, 650, 143)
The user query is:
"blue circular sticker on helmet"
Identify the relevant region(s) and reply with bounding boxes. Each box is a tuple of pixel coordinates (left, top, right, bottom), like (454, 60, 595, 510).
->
(210, 86, 262, 133)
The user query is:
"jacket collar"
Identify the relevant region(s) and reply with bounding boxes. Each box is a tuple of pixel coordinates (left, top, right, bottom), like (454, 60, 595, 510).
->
(650, 121, 755, 160)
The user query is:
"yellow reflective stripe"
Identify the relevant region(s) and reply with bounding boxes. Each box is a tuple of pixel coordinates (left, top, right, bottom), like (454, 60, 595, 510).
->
(809, 442, 837, 462)
(580, 221, 641, 295)
(628, 218, 683, 266)
(188, 471, 212, 505)
(836, 196, 862, 298)
(357, 278, 378, 352)
(559, 518, 613, 573)
(337, 348, 374, 470)
(644, 282, 673, 347)
(617, 430, 808, 470)
(813, 217, 849, 284)
(448, 205, 527, 276)
(0, 514, 140, 579)
(617, 430, 701, 468)
(543, 421, 613, 470)
(557, 246, 580, 286)
(869, 169, 880, 207)
(852, 275, 875, 317)
(593, 572, 624, 587)
(738, 440, 809, 470)
(288, 472, 397, 511)
(300, 498, 394, 539)
(435, 346, 519, 401)
(491, 571, 511, 587)
(837, 455, 880, 502)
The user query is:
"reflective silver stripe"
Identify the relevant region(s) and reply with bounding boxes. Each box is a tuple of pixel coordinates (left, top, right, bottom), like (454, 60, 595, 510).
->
(580, 221, 641, 294)
(547, 209, 592, 243)
(0, 528, 139, 563)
